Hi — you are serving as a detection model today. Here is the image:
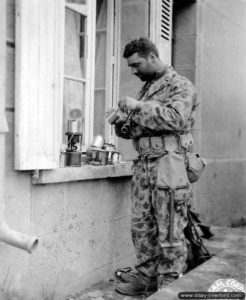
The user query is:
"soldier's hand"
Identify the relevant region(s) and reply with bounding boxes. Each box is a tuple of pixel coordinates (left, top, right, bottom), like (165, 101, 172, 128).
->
(118, 96, 140, 114)
(115, 113, 127, 124)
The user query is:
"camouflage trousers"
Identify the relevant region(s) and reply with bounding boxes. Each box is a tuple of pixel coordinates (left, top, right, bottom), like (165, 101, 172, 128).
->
(131, 154, 190, 278)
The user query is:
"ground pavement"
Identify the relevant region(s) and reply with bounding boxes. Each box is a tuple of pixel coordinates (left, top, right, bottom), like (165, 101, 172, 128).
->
(64, 226, 246, 300)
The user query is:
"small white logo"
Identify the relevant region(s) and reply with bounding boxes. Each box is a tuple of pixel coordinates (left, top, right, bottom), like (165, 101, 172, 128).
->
(208, 278, 245, 293)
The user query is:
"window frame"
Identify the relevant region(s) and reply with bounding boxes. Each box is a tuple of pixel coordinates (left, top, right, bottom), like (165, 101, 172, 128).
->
(93, 0, 121, 146)
(63, 1, 96, 150)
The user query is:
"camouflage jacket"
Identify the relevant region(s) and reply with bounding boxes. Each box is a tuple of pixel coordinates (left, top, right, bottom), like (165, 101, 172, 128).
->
(115, 66, 197, 140)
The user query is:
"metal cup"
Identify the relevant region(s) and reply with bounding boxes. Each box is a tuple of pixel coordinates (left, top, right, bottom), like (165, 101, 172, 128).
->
(91, 135, 105, 148)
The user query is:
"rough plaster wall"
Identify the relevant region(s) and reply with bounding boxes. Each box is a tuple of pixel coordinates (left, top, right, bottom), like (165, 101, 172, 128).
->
(26, 178, 135, 298)
(1, 175, 135, 298)
(196, 0, 246, 226)
(1, 0, 136, 298)
(174, 0, 246, 227)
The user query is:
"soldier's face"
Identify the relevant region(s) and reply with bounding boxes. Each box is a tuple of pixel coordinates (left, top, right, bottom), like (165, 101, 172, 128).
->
(127, 52, 155, 81)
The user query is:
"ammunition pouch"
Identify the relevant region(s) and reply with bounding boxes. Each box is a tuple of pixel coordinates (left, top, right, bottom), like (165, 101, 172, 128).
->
(133, 133, 193, 156)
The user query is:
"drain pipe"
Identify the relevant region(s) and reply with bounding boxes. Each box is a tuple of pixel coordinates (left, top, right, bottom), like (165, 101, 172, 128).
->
(0, 204, 39, 253)
(0, 125, 38, 254)
(0, 128, 38, 254)
(0, 0, 38, 253)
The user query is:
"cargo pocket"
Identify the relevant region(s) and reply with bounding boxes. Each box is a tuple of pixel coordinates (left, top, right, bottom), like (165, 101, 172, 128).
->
(156, 152, 190, 190)
(156, 152, 190, 246)
(186, 152, 207, 183)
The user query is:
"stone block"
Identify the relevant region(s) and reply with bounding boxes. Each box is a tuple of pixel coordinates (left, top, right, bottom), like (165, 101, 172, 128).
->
(174, 67, 196, 84)
(31, 179, 132, 235)
(173, 35, 196, 67)
(173, 2, 197, 36)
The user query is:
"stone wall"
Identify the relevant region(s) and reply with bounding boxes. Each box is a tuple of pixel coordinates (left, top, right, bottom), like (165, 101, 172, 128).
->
(173, 0, 246, 227)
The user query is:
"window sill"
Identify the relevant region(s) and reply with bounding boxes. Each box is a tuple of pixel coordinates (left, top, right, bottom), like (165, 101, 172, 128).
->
(32, 162, 133, 184)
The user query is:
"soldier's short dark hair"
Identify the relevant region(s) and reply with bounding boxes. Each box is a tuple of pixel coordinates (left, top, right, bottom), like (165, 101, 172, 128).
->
(123, 37, 159, 59)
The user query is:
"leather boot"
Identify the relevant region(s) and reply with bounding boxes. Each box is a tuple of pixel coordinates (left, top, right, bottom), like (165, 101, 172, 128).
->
(115, 268, 140, 283)
(158, 273, 179, 289)
(115, 272, 158, 296)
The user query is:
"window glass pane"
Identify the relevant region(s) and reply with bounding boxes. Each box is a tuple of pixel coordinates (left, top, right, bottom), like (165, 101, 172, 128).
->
(64, 8, 86, 78)
(96, 0, 107, 29)
(95, 31, 106, 88)
(63, 79, 85, 145)
(94, 0, 107, 135)
(94, 90, 105, 135)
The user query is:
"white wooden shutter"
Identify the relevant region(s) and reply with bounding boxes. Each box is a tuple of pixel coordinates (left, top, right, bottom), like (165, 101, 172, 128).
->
(150, 0, 173, 64)
(15, 0, 65, 170)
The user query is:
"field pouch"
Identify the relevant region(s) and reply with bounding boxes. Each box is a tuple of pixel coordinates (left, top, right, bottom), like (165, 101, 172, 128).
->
(186, 152, 207, 183)
(157, 152, 190, 194)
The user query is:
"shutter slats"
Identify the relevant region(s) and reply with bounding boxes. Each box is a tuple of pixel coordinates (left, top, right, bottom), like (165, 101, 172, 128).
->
(161, 18, 170, 27)
(159, 0, 172, 63)
(161, 0, 172, 41)
(162, 4, 170, 13)
(150, 0, 172, 65)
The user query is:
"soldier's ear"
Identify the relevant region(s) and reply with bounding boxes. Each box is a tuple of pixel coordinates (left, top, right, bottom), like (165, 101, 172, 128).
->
(148, 51, 157, 62)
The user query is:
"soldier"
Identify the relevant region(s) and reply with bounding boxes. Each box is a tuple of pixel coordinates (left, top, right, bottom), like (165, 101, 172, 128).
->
(114, 37, 198, 296)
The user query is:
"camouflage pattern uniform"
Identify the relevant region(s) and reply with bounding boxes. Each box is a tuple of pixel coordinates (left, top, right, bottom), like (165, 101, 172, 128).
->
(115, 66, 197, 281)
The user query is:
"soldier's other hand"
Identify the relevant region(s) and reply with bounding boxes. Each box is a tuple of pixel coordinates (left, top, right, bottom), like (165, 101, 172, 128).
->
(118, 96, 139, 114)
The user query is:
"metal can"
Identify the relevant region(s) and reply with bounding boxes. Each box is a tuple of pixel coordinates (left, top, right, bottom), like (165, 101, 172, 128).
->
(67, 119, 81, 133)
(91, 149, 109, 165)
